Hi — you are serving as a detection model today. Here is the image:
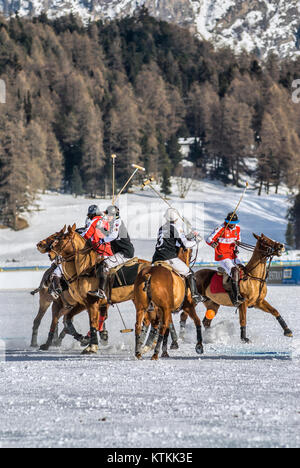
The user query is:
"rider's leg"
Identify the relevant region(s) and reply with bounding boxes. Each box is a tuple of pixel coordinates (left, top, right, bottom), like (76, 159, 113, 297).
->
(50, 266, 63, 298)
(166, 258, 202, 305)
(231, 266, 245, 305)
(88, 262, 109, 299)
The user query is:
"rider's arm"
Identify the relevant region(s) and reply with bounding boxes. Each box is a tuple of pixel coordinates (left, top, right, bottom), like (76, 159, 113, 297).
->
(82, 218, 95, 240)
(101, 219, 120, 243)
(175, 225, 196, 249)
(206, 225, 223, 247)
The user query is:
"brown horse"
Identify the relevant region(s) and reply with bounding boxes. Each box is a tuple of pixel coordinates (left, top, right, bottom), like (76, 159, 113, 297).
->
(134, 248, 203, 360)
(37, 224, 152, 354)
(182, 233, 293, 343)
(34, 227, 107, 350)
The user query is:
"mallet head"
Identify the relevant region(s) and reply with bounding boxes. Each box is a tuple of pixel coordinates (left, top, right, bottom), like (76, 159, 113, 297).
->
(131, 164, 146, 171)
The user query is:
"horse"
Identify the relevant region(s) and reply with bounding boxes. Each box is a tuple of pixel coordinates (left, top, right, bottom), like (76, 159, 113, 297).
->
(134, 248, 203, 360)
(180, 233, 293, 343)
(37, 224, 154, 354)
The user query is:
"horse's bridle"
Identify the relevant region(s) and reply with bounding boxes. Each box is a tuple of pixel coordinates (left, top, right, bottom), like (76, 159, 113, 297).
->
(237, 239, 284, 292)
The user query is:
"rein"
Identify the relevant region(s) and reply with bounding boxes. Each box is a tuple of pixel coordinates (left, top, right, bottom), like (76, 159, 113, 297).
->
(237, 240, 276, 286)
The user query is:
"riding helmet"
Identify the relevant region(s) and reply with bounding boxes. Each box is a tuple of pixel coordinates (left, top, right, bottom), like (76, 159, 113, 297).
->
(225, 212, 240, 224)
(164, 208, 179, 223)
(105, 205, 120, 218)
(87, 204, 101, 218)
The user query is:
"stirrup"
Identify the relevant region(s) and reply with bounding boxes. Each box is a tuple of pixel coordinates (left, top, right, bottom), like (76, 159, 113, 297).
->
(88, 289, 107, 299)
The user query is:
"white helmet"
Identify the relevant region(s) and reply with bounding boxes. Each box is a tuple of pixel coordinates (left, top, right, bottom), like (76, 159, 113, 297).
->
(164, 208, 179, 223)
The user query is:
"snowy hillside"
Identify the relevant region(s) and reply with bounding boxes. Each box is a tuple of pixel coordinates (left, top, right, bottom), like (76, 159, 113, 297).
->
(0, 178, 296, 268)
(1, 0, 299, 58)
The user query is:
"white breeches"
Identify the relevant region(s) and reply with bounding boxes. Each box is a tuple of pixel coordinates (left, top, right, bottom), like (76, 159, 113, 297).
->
(164, 258, 190, 277)
(218, 258, 244, 276)
(52, 266, 63, 278)
(104, 253, 129, 271)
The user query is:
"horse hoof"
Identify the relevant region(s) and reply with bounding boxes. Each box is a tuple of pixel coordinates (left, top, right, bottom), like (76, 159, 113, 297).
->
(135, 353, 142, 360)
(30, 343, 38, 348)
(151, 354, 159, 361)
(81, 345, 98, 355)
(195, 343, 204, 355)
(284, 329, 293, 337)
(161, 351, 170, 358)
(241, 338, 251, 344)
(39, 344, 49, 351)
(170, 341, 179, 350)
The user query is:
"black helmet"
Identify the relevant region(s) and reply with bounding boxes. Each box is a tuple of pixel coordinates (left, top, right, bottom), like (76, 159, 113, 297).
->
(105, 205, 120, 218)
(225, 212, 240, 225)
(87, 205, 101, 218)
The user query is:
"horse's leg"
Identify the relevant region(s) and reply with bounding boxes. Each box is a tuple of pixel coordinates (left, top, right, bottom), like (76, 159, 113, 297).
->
(179, 311, 188, 340)
(169, 321, 179, 350)
(203, 300, 220, 329)
(257, 299, 293, 337)
(239, 302, 251, 343)
(31, 291, 52, 347)
(135, 308, 146, 359)
(151, 312, 171, 361)
(140, 322, 149, 345)
(183, 301, 204, 355)
(64, 304, 86, 343)
(161, 327, 170, 358)
(141, 324, 158, 354)
(82, 302, 100, 355)
(99, 305, 109, 344)
(40, 300, 62, 351)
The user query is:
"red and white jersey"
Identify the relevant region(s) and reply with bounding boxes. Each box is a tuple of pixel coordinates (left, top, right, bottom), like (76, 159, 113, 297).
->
(206, 224, 241, 261)
(82, 216, 113, 257)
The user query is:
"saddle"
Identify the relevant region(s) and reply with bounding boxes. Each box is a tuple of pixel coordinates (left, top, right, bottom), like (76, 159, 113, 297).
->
(108, 257, 140, 290)
(152, 260, 183, 279)
(210, 266, 244, 306)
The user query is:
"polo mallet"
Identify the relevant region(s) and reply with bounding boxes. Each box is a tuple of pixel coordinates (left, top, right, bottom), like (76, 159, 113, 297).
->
(111, 154, 117, 204)
(142, 177, 201, 241)
(114, 303, 133, 334)
(114, 164, 146, 203)
(224, 181, 249, 231)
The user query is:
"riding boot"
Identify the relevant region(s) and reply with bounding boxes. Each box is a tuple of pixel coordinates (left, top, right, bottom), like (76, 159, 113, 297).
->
(88, 264, 108, 299)
(231, 267, 244, 306)
(186, 272, 202, 305)
(49, 276, 63, 299)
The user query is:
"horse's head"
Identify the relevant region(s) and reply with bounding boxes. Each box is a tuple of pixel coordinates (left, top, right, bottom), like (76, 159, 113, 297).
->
(49, 224, 78, 257)
(253, 233, 285, 258)
(37, 225, 66, 259)
(178, 247, 192, 266)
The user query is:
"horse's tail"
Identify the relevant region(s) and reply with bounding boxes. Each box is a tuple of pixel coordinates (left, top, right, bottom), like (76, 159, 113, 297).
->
(143, 273, 152, 303)
(30, 287, 41, 296)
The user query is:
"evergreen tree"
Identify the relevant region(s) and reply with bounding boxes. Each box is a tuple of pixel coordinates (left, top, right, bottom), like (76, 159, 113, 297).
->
(166, 134, 182, 170)
(161, 167, 172, 196)
(70, 165, 84, 197)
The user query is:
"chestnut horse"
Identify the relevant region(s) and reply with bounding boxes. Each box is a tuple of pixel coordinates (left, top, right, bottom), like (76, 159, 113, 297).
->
(34, 227, 108, 350)
(181, 233, 293, 343)
(37, 224, 152, 354)
(134, 248, 203, 360)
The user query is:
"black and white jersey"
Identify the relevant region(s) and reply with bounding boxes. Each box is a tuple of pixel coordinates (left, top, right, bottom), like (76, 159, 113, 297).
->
(103, 218, 135, 259)
(152, 222, 195, 262)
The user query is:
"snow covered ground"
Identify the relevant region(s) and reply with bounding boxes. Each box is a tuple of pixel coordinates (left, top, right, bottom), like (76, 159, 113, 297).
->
(0, 285, 299, 448)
